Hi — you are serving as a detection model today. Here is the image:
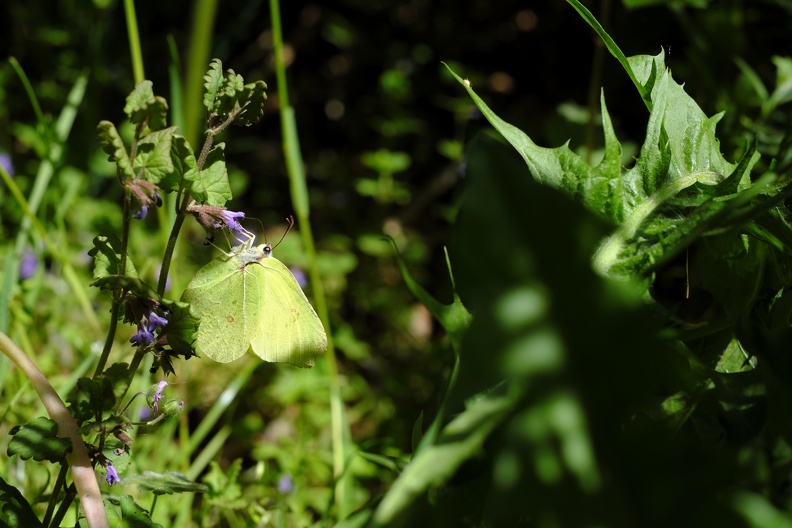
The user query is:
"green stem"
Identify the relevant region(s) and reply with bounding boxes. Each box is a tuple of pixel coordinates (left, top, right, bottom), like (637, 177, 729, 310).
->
(593, 173, 703, 275)
(123, 0, 145, 84)
(42, 464, 69, 527)
(183, 0, 220, 148)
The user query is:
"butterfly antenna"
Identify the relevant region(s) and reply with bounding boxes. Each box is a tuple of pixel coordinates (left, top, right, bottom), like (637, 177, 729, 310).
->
(273, 215, 295, 249)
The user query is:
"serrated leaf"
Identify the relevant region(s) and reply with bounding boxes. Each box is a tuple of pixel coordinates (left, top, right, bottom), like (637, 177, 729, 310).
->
(88, 235, 139, 284)
(134, 126, 177, 183)
(203, 460, 244, 508)
(159, 135, 196, 193)
(231, 80, 268, 127)
(202, 58, 268, 126)
(0, 477, 42, 528)
(445, 54, 774, 281)
(445, 66, 625, 223)
(97, 121, 134, 180)
(124, 81, 169, 130)
(203, 59, 225, 115)
(184, 143, 231, 205)
(7, 417, 72, 463)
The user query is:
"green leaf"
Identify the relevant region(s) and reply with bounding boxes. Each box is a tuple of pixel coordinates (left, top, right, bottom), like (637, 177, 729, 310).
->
(202, 59, 225, 116)
(202, 58, 267, 127)
(69, 377, 117, 423)
(7, 417, 71, 463)
(0, 477, 42, 528)
(230, 80, 268, 127)
(121, 472, 209, 496)
(387, 238, 471, 352)
(184, 142, 231, 205)
(97, 121, 134, 180)
(159, 135, 196, 193)
(202, 460, 245, 509)
(124, 80, 169, 130)
(445, 54, 781, 282)
(134, 126, 177, 183)
(369, 393, 515, 527)
(88, 235, 139, 284)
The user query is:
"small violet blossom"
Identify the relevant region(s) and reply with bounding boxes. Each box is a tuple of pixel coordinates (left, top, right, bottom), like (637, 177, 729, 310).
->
(0, 152, 13, 177)
(133, 191, 163, 220)
(219, 209, 245, 234)
(105, 462, 121, 486)
(187, 203, 247, 237)
(19, 248, 38, 280)
(152, 381, 168, 413)
(277, 474, 293, 494)
(130, 309, 168, 347)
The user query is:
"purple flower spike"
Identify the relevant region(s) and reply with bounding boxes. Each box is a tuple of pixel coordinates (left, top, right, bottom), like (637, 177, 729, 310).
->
(220, 209, 246, 233)
(152, 381, 168, 413)
(106, 462, 121, 486)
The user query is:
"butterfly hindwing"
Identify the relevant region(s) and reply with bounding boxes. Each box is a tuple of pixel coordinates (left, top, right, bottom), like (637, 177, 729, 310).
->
(249, 256, 327, 367)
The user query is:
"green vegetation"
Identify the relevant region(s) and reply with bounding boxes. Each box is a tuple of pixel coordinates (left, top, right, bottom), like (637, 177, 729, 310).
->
(1, 0, 792, 526)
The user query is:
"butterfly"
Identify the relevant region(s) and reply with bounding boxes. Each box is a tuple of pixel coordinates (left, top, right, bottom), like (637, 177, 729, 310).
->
(181, 229, 327, 367)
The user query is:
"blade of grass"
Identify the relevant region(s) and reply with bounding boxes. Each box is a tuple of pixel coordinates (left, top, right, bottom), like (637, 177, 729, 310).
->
(565, 0, 651, 111)
(270, 0, 352, 519)
(123, 0, 145, 83)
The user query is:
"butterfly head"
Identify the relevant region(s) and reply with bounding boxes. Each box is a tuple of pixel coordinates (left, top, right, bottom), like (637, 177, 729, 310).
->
(261, 243, 274, 258)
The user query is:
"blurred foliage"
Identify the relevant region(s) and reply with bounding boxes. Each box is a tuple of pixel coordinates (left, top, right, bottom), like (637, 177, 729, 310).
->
(1, 0, 792, 526)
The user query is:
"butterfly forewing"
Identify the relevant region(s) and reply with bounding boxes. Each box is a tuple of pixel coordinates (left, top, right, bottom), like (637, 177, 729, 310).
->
(181, 250, 262, 362)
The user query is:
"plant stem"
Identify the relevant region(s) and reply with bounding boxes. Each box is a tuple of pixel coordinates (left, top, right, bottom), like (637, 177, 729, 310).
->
(123, 0, 145, 84)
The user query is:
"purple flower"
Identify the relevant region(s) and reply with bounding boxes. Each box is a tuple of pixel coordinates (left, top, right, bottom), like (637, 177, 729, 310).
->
(277, 474, 293, 494)
(133, 205, 149, 220)
(19, 248, 38, 280)
(105, 462, 121, 486)
(129, 179, 163, 220)
(0, 152, 13, 177)
(219, 209, 245, 233)
(152, 381, 168, 413)
(130, 308, 168, 347)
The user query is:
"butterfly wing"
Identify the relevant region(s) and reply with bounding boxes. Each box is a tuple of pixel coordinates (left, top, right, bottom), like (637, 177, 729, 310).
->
(181, 253, 261, 363)
(248, 257, 327, 367)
